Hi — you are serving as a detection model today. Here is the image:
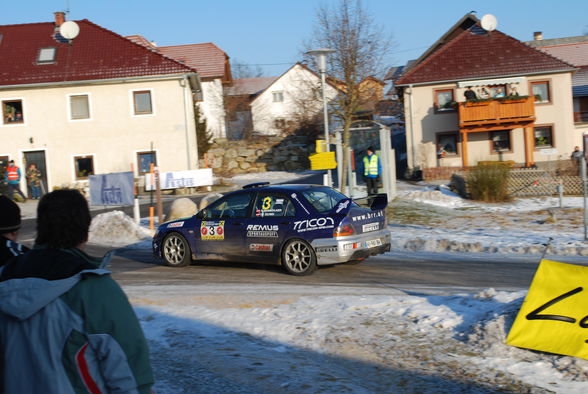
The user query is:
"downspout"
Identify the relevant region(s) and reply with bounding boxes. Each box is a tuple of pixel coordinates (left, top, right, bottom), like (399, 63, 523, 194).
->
(407, 84, 417, 170)
(180, 75, 193, 170)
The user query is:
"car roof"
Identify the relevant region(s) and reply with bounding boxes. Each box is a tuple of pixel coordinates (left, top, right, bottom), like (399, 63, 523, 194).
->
(230, 183, 330, 195)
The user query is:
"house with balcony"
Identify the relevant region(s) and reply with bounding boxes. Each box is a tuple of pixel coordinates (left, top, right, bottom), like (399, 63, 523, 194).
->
(394, 14, 577, 179)
(0, 12, 201, 193)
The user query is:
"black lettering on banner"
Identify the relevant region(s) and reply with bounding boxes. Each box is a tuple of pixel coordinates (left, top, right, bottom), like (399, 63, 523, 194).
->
(526, 287, 583, 324)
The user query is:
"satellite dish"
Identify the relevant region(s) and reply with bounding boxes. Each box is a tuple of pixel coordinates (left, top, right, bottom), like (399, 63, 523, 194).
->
(59, 21, 80, 40)
(480, 14, 498, 32)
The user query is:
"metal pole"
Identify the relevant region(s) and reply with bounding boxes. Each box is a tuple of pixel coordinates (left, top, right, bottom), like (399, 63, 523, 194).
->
(582, 156, 587, 240)
(335, 130, 343, 190)
(320, 69, 332, 187)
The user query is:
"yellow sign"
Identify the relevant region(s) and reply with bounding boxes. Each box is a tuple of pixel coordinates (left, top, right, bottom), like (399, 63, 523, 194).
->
(506, 259, 588, 359)
(309, 152, 337, 170)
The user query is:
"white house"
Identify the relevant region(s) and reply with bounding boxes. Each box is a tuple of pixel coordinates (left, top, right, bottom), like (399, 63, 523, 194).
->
(0, 13, 201, 193)
(225, 63, 340, 137)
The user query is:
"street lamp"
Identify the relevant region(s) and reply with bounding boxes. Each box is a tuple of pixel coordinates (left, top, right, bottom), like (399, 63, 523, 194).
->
(307, 48, 335, 187)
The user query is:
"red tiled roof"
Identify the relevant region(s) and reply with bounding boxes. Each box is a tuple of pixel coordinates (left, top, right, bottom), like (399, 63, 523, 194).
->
(224, 77, 278, 96)
(396, 26, 575, 86)
(535, 42, 588, 67)
(158, 43, 228, 79)
(0, 20, 196, 87)
(125, 34, 157, 49)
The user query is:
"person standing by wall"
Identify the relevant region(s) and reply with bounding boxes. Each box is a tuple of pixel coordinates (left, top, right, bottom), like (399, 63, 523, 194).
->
(0, 196, 29, 266)
(26, 163, 42, 200)
(363, 146, 382, 196)
(4, 160, 26, 201)
(0, 189, 154, 393)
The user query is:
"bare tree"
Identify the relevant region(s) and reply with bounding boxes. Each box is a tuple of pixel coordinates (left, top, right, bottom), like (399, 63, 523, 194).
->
(305, 0, 392, 192)
(231, 59, 265, 79)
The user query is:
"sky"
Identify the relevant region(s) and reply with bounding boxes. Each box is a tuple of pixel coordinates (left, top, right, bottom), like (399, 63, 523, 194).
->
(2, 0, 588, 78)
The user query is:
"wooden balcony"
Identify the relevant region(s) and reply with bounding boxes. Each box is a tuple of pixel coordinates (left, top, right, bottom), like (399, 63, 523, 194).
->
(458, 96, 535, 132)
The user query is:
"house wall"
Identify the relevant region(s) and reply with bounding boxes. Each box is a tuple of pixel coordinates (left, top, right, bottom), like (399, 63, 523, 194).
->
(0, 77, 197, 192)
(251, 65, 338, 135)
(403, 72, 577, 171)
(199, 78, 227, 139)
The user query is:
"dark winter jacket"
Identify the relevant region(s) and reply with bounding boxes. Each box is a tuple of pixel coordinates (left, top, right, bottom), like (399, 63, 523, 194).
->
(0, 235, 29, 267)
(0, 246, 154, 393)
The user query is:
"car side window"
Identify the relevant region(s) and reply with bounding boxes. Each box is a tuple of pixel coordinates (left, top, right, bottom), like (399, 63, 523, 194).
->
(302, 190, 336, 213)
(204, 192, 252, 219)
(253, 193, 296, 218)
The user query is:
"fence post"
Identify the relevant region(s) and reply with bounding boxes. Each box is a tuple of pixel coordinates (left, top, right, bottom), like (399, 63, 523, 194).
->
(557, 181, 563, 209)
(581, 156, 587, 241)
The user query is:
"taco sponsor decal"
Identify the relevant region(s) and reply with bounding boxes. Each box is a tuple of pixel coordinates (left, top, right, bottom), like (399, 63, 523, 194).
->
(200, 221, 225, 240)
(293, 217, 335, 232)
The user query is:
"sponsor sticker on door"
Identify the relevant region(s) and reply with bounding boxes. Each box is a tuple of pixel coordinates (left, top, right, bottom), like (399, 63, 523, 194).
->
(200, 221, 225, 240)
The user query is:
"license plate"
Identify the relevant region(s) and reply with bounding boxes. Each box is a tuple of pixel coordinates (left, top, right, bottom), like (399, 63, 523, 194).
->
(365, 239, 382, 248)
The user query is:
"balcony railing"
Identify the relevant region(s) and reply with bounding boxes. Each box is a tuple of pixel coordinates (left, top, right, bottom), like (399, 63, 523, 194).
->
(458, 96, 535, 130)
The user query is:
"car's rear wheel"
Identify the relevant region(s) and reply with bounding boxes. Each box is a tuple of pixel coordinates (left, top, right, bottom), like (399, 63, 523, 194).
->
(281, 239, 317, 276)
(162, 233, 191, 267)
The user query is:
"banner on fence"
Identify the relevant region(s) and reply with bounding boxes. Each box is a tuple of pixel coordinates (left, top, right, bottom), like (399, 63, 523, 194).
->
(506, 259, 588, 360)
(89, 172, 134, 206)
(144, 168, 213, 191)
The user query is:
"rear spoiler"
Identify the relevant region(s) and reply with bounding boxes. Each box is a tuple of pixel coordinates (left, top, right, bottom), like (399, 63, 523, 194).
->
(370, 193, 388, 211)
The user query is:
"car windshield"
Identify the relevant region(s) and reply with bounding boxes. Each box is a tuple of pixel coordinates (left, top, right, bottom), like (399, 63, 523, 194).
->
(301, 187, 355, 213)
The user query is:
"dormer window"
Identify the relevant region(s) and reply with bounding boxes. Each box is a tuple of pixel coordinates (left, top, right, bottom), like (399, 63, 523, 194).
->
(37, 47, 57, 64)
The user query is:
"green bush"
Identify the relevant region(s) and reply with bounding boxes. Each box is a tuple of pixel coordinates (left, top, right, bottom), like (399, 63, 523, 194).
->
(466, 163, 512, 202)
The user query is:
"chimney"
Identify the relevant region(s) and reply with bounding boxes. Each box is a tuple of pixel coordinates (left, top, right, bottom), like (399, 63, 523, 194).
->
(54, 11, 65, 26)
(533, 31, 543, 41)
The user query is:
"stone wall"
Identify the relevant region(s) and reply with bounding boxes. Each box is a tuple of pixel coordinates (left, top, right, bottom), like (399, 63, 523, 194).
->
(200, 135, 314, 178)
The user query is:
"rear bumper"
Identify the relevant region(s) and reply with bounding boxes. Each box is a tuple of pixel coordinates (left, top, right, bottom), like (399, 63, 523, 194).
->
(311, 229, 391, 265)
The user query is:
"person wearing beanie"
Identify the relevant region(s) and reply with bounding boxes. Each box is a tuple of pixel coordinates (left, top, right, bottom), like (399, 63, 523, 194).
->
(0, 190, 154, 393)
(0, 195, 29, 266)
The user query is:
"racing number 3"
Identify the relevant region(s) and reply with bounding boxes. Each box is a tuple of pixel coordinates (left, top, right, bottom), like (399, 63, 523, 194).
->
(526, 286, 588, 339)
(262, 197, 272, 210)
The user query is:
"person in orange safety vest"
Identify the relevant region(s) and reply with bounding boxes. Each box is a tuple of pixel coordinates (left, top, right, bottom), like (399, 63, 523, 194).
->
(4, 160, 26, 201)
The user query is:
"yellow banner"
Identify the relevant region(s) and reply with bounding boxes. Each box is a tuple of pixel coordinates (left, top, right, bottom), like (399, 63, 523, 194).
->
(506, 259, 588, 359)
(309, 152, 337, 170)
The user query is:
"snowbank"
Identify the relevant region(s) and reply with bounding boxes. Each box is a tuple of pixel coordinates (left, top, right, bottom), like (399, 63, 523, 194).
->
(89, 210, 153, 246)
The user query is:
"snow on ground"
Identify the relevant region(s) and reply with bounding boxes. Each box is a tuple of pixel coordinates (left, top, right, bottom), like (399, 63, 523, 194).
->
(16, 172, 588, 391)
(126, 285, 588, 393)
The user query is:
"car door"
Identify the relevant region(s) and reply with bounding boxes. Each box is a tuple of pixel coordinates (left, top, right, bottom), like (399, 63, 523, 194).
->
(244, 192, 296, 261)
(195, 191, 253, 259)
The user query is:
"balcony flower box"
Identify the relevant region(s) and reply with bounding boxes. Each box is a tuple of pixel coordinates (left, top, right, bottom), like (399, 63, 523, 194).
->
(464, 100, 491, 107)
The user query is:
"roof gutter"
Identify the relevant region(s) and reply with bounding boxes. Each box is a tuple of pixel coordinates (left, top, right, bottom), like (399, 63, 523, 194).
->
(396, 68, 578, 88)
(0, 72, 200, 91)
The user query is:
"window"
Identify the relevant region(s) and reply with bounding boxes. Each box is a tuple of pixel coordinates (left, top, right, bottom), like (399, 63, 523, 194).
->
(2, 100, 24, 124)
(272, 91, 284, 103)
(434, 89, 455, 112)
(274, 118, 286, 129)
(437, 133, 459, 155)
(301, 187, 357, 213)
(531, 81, 550, 103)
(70, 95, 90, 120)
(133, 90, 153, 114)
(74, 156, 94, 179)
(203, 192, 253, 219)
(254, 193, 296, 217)
(137, 151, 157, 175)
(534, 126, 554, 149)
(490, 130, 511, 152)
(37, 47, 56, 64)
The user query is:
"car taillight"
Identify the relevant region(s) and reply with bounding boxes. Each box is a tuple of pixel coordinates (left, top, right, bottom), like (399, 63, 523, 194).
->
(334, 223, 354, 237)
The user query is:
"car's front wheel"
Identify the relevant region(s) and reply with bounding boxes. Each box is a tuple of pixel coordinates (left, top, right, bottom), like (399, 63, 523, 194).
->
(281, 239, 317, 276)
(162, 233, 191, 267)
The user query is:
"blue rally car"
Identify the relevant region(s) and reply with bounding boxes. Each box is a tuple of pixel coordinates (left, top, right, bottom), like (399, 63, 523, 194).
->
(152, 182, 391, 275)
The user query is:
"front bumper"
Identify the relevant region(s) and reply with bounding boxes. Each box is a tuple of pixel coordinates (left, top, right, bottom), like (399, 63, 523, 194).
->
(311, 229, 391, 265)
